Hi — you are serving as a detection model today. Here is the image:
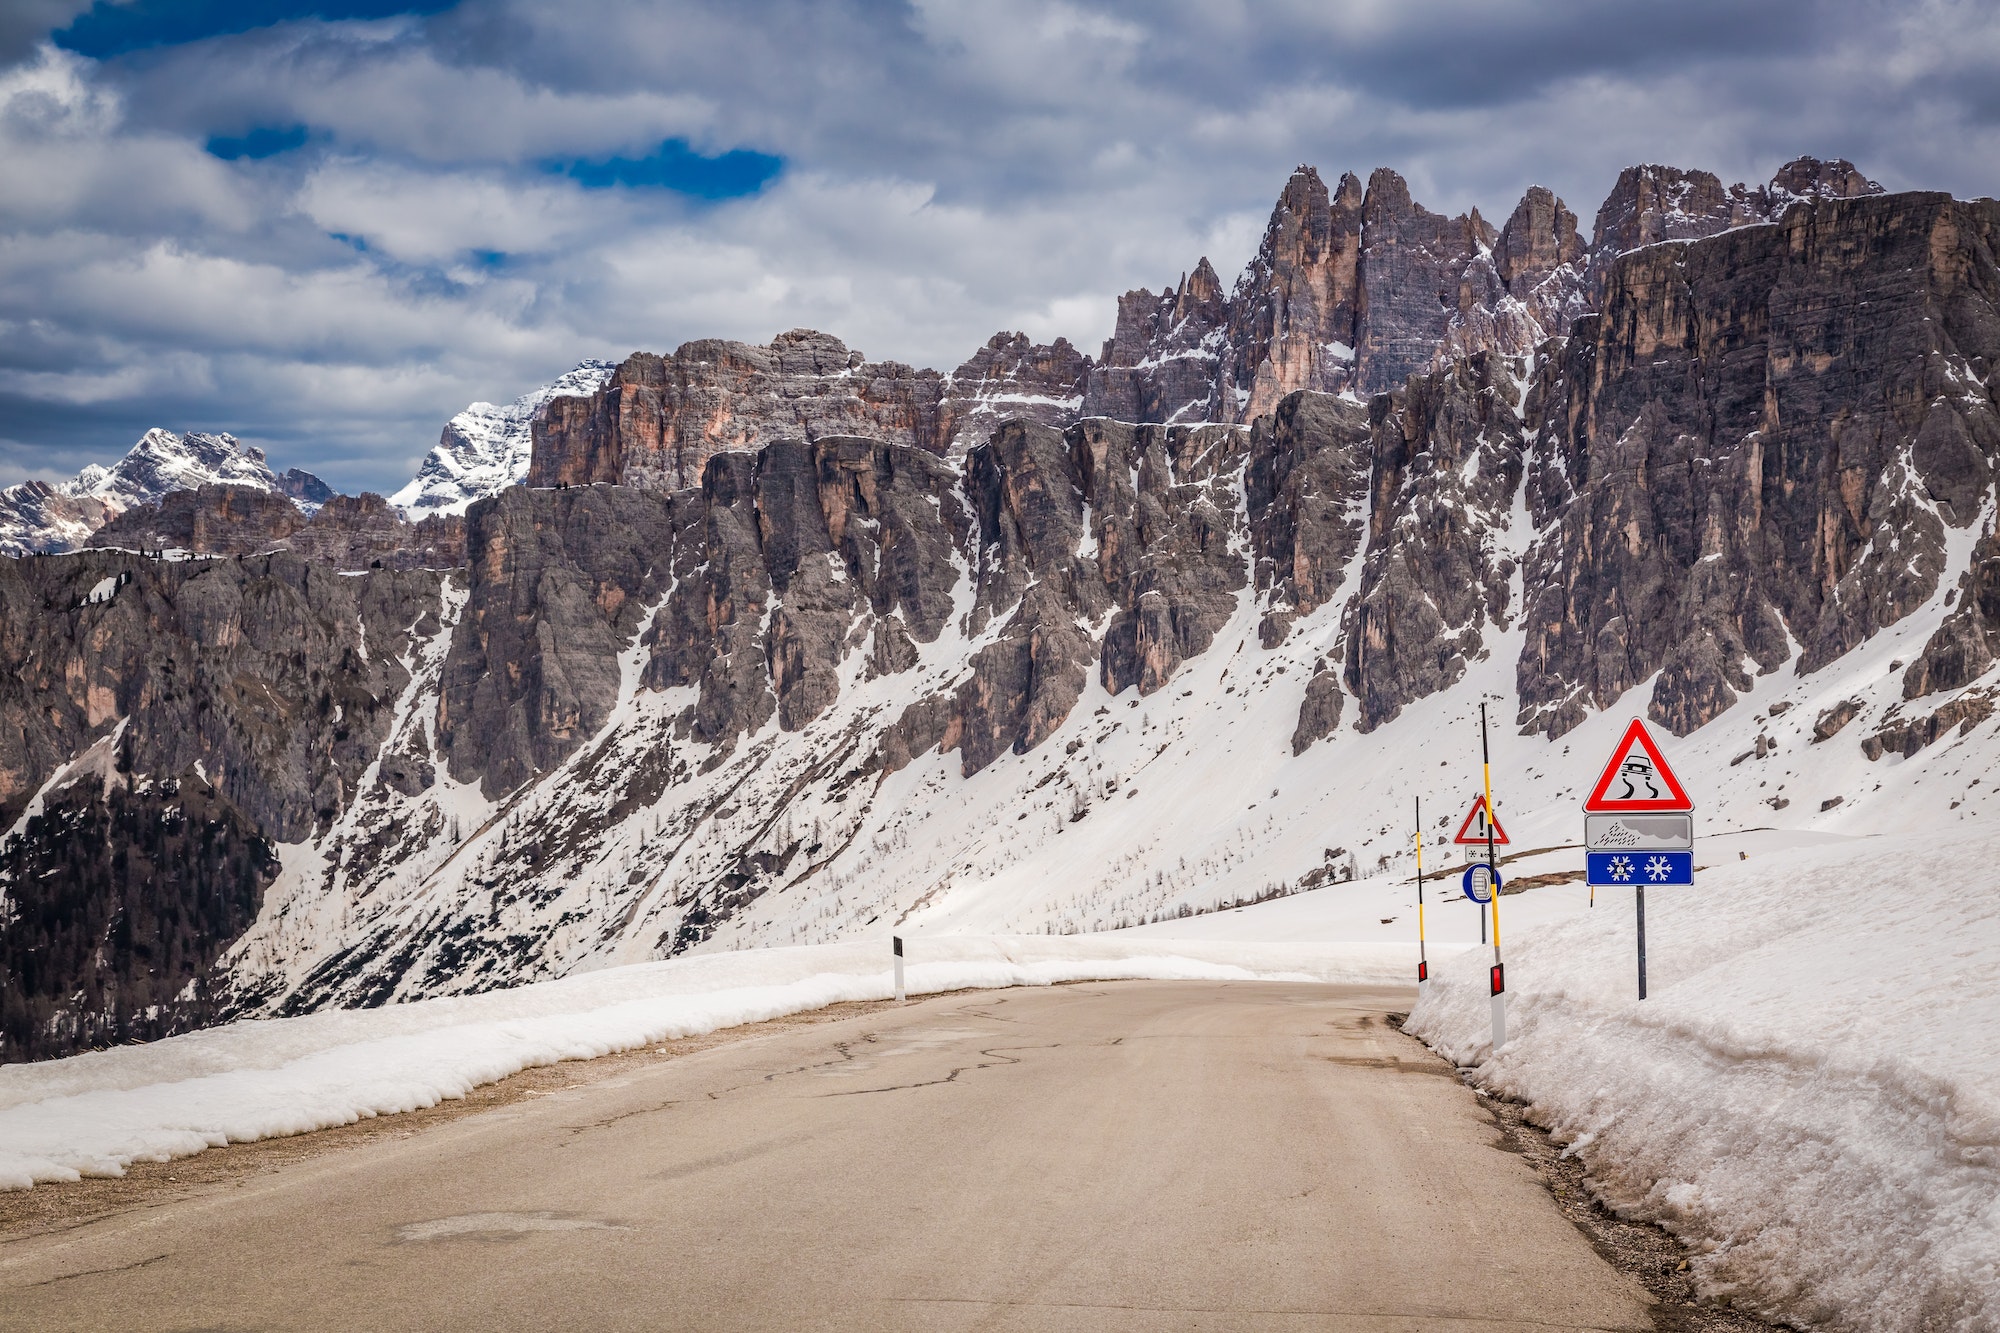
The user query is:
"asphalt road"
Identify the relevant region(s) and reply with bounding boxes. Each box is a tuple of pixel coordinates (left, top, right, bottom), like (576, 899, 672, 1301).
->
(0, 981, 1654, 1332)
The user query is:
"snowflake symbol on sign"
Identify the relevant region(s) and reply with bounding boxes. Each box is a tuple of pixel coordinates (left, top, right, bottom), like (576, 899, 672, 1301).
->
(1608, 855, 1634, 882)
(1645, 855, 1673, 882)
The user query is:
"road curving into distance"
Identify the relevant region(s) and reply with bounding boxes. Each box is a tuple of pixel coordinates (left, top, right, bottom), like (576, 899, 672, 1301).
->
(0, 981, 1655, 1332)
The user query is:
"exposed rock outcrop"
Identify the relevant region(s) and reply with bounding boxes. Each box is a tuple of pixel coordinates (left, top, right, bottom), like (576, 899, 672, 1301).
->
(1088, 156, 1891, 445)
(0, 550, 442, 841)
(1438, 185, 1588, 367)
(89, 485, 466, 570)
(944, 332, 1090, 454)
(393, 360, 617, 517)
(1081, 260, 1231, 426)
(440, 485, 680, 797)
(529, 330, 960, 491)
(1225, 168, 1367, 419)
(1343, 352, 1525, 731)
(1581, 157, 1885, 300)
(1517, 190, 2000, 737)
(1905, 532, 2000, 699)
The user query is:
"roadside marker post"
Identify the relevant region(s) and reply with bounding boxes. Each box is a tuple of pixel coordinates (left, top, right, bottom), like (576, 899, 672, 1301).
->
(893, 935, 905, 1003)
(1480, 703, 1506, 1050)
(1414, 798, 1429, 984)
(1583, 719, 1694, 1001)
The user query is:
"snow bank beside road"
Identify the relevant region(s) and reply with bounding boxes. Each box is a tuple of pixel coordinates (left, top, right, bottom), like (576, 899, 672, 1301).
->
(1406, 830, 2000, 1333)
(0, 936, 1427, 1191)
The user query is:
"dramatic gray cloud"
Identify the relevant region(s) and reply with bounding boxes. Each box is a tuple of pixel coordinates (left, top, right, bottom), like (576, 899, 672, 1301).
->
(2, 0, 1997, 493)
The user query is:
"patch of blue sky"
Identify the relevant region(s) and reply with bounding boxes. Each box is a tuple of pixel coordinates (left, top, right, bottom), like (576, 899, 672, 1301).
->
(205, 125, 310, 160)
(551, 140, 783, 201)
(56, 1, 455, 60)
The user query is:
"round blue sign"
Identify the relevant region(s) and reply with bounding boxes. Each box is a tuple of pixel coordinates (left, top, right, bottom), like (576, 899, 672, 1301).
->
(1462, 863, 1500, 904)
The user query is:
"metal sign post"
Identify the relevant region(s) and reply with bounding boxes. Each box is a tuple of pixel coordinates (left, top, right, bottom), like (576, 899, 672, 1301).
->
(1583, 720, 1694, 1001)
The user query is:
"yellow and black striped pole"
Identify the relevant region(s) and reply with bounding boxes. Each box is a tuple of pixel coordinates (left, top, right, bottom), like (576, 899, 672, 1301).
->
(1415, 797, 1429, 984)
(1481, 702, 1506, 1048)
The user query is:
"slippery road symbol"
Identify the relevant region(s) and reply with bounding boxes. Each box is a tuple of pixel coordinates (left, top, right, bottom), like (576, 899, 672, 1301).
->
(1616, 758, 1664, 802)
(1583, 719, 1694, 813)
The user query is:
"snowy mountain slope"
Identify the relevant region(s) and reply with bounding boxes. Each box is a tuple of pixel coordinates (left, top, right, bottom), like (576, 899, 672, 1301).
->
(0, 429, 330, 556)
(213, 396, 2000, 1022)
(388, 361, 617, 518)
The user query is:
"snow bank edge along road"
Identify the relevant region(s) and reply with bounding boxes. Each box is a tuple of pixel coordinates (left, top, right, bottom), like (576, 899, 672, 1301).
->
(0, 936, 1435, 1191)
(1406, 829, 2000, 1333)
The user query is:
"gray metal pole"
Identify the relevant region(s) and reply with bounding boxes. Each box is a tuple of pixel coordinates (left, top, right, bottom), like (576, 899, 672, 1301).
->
(1635, 887, 1647, 1001)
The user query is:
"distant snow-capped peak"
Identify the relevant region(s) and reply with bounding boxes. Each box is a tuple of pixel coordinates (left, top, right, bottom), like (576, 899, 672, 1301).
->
(70, 429, 283, 511)
(0, 428, 332, 557)
(392, 361, 617, 518)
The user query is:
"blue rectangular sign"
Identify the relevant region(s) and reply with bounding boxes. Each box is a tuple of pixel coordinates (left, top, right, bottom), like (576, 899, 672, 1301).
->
(1586, 850, 1693, 886)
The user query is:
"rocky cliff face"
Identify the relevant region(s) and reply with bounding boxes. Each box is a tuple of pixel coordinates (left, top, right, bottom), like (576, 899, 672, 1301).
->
(944, 333, 1090, 454)
(0, 551, 444, 843)
(5, 170, 1996, 1061)
(1516, 190, 2000, 739)
(1223, 170, 1366, 421)
(528, 330, 962, 491)
(479, 157, 1886, 505)
(1088, 156, 1887, 443)
(1081, 259, 1231, 425)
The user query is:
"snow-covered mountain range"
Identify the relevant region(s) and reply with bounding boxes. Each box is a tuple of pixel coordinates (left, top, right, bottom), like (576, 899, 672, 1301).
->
(0, 156, 1994, 1069)
(0, 429, 331, 557)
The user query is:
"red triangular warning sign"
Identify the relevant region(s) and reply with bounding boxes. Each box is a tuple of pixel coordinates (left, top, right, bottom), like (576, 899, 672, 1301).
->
(1452, 794, 1510, 845)
(1583, 719, 1694, 813)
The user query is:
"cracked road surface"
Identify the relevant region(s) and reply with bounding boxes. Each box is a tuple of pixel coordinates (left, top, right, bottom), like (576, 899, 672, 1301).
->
(0, 981, 1655, 1332)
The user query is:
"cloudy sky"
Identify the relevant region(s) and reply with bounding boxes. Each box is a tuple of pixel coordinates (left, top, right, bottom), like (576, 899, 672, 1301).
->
(2, 0, 1996, 494)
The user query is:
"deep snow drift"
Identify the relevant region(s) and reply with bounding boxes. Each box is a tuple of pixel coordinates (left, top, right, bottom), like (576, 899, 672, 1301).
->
(1405, 828, 2000, 1333)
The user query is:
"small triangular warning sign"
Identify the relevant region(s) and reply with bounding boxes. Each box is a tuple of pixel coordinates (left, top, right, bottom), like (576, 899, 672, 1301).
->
(1583, 719, 1694, 813)
(1452, 794, 1510, 845)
